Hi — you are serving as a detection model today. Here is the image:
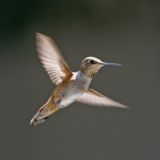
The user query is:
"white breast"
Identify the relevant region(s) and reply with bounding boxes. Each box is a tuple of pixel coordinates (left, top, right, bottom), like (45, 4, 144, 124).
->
(59, 94, 79, 108)
(57, 71, 92, 108)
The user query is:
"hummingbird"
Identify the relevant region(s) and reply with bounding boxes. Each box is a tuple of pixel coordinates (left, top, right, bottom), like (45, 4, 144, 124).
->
(30, 33, 127, 126)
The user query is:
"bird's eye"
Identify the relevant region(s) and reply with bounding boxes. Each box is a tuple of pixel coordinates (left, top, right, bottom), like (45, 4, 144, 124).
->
(90, 60, 95, 64)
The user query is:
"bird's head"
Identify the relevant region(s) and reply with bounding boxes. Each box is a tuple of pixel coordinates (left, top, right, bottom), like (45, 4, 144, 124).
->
(80, 57, 121, 78)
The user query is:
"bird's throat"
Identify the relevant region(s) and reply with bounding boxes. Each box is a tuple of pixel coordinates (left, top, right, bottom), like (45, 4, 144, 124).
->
(80, 68, 96, 78)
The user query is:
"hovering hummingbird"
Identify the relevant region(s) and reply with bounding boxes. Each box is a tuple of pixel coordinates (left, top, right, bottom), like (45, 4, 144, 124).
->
(30, 33, 127, 126)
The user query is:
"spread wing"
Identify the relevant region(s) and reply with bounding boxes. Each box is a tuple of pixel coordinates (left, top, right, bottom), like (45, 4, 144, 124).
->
(76, 88, 128, 108)
(36, 32, 72, 85)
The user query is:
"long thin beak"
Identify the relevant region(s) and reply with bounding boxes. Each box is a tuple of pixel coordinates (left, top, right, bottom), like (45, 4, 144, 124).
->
(102, 62, 122, 67)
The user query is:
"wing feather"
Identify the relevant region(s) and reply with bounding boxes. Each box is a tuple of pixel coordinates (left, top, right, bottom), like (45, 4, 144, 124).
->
(77, 88, 128, 108)
(36, 33, 72, 85)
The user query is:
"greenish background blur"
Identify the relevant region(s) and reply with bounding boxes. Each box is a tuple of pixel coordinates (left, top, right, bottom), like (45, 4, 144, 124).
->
(1, 0, 160, 160)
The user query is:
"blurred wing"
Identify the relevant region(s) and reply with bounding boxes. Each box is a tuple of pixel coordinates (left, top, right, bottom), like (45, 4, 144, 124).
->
(77, 88, 128, 108)
(36, 33, 72, 85)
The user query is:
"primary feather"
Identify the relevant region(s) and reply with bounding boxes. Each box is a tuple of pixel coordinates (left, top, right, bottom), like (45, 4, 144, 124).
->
(77, 88, 128, 108)
(36, 33, 72, 85)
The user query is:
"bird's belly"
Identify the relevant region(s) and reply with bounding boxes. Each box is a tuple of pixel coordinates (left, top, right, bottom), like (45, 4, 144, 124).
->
(55, 76, 89, 109)
(57, 88, 82, 109)
(58, 96, 77, 108)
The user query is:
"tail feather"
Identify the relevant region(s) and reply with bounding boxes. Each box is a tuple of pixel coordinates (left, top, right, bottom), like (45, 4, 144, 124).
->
(30, 115, 46, 126)
(30, 97, 59, 126)
(30, 111, 49, 126)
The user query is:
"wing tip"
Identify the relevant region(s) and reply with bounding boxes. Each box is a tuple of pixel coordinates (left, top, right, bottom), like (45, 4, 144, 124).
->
(36, 32, 42, 37)
(110, 103, 130, 109)
(118, 104, 129, 109)
(36, 32, 47, 39)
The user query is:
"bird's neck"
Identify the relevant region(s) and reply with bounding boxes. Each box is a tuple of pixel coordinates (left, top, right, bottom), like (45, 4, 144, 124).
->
(76, 71, 92, 89)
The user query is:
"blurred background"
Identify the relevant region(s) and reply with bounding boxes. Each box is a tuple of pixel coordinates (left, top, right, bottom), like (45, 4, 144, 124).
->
(0, 0, 160, 160)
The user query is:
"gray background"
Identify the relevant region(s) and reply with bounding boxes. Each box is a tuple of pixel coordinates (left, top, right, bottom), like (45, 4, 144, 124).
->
(0, 0, 160, 160)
